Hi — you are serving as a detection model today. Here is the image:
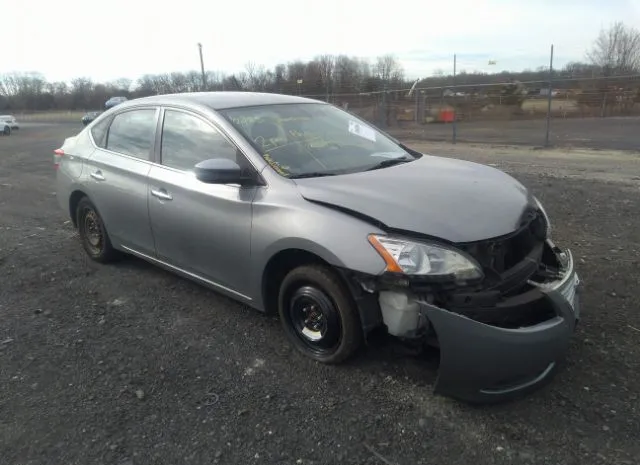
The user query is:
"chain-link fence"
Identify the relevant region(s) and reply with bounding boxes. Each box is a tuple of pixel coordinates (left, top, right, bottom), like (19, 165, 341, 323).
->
(300, 74, 640, 151)
(296, 50, 640, 151)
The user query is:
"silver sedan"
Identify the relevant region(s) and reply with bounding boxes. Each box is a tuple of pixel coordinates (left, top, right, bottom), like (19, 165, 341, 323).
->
(54, 92, 581, 403)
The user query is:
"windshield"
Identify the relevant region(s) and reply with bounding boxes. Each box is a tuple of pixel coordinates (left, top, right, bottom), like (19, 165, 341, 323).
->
(220, 103, 415, 178)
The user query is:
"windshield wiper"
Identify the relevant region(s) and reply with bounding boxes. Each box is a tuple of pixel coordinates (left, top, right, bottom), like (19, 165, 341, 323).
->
(289, 172, 338, 179)
(365, 157, 413, 171)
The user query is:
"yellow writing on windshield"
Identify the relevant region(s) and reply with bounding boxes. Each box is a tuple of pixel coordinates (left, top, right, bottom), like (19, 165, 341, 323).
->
(263, 153, 290, 176)
(280, 116, 311, 123)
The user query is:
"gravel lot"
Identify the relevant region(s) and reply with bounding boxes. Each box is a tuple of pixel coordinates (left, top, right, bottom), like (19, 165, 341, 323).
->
(1, 123, 639, 465)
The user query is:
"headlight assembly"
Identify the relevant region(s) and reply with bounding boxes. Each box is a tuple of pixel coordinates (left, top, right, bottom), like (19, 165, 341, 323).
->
(368, 234, 484, 283)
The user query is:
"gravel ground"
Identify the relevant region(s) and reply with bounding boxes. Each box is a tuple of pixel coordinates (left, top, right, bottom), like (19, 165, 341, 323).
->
(1, 125, 639, 465)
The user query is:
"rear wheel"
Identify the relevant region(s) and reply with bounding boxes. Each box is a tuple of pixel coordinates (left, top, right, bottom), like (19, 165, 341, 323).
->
(76, 197, 119, 263)
(2, 125, 10, 136)
(278, 265, 363, 364)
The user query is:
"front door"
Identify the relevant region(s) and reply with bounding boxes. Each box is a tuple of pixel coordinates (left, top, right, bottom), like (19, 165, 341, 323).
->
(147, 108, 256, 297)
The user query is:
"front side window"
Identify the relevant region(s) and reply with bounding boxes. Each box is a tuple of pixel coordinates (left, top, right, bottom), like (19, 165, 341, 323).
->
(220, 103, 415, 178)
(106, 109, 157, 159)
(160, 110, 238, 171)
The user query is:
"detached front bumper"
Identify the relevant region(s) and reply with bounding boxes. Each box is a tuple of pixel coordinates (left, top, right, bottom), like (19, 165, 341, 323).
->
(420, 245, 580, 403)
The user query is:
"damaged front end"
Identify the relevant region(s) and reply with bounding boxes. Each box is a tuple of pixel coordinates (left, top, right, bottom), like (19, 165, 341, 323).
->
(342, 209, 581, 403)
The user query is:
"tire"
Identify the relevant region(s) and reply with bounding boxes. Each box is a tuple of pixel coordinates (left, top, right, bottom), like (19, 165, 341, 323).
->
(2, 125, 10, 136)
(76, 197, 119, 263)
(278, 264, 363, 364)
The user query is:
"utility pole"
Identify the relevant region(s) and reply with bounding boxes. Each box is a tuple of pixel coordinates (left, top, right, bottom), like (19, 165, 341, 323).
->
(544, 44, 554, 147)
(197, 43, 206, 91)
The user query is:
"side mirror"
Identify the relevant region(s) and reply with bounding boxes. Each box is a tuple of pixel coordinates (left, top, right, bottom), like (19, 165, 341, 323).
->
(194, 158, 244, 184)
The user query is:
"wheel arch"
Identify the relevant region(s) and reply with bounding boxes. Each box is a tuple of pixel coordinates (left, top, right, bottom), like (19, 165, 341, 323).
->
(260, 245, 385, 338)
(69, 189, 90, 227)
(261, 248, 336, 316)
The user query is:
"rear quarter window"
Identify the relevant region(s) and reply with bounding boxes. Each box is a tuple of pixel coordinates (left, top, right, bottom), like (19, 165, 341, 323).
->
(90, 116, 111, 148)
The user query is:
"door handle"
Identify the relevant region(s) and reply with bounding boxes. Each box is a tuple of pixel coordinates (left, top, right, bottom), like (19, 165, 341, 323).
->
(151, 188, 173, 201)
(90, 170, 105, 181)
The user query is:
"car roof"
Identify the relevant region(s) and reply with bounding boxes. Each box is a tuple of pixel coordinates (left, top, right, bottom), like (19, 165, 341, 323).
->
(126, 91, 323, 111)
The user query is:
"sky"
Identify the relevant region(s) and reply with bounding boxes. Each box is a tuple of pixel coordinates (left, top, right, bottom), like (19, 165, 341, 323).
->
(4, 0, 640, 84)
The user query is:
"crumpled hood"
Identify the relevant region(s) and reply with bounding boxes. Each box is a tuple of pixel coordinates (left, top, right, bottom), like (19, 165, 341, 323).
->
(294, 155, 535, 243)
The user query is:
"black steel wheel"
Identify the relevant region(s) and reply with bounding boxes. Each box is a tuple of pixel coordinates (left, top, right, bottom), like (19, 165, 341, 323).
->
(288, 285, 342, 355)
(278, 265, 362, 364)
(76, 197, 119, 263)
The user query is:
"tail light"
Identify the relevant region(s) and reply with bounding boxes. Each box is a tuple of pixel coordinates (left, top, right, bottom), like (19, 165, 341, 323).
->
(53, 148, 64, 169)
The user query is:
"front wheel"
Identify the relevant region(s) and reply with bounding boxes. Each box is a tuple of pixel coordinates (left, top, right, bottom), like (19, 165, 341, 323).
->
(278, 265, 363, 364)
(2, 126, 10, 136)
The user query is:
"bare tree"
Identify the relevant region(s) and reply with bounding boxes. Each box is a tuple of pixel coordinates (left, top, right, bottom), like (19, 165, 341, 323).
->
(316, 54, 335, 101)
(113, 78, 132, 93)
(1, 72, 45, 97)
(334, 55, 367, 93)
(587, 22, 640, 116)
(234, 71, 249, 90)
(244, 62, 258, 90)
(244, 62, 271, 91)
(170, 72, 188, 92)
(187, 71, 205, 91)
(204, 71, 225, 91)
(136, 75, 156, 96)
(375, 54, 404, 86)
(587, 21, 640, 76)
(274, 64, 286, 92)
(564, 61, 599, 78)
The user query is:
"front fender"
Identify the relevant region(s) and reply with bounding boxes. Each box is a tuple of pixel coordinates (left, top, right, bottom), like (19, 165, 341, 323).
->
(249, 192, 388, 307)
(261, 237, 347, 268)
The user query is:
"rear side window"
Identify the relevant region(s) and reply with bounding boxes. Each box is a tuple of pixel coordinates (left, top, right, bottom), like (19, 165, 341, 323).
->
(90, 117, 110, 148)
(160, 110, 238, 171)
(106, 109, 157, 160)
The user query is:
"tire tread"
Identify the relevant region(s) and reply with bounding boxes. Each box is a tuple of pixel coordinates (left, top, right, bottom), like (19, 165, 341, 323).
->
(278, 264, 363, 364)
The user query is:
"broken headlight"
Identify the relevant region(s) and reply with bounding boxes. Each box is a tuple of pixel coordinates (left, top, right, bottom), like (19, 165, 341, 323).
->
(533, 196, 552, 237)
(368, 234, 484, 282)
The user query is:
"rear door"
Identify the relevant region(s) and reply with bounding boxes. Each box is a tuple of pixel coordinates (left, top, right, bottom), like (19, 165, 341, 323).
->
(147, 108, 256, 296)
(86, 107, 158, 255)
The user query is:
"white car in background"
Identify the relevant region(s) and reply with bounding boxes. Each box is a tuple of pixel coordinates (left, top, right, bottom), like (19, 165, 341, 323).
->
(0, 115, 19, 130)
